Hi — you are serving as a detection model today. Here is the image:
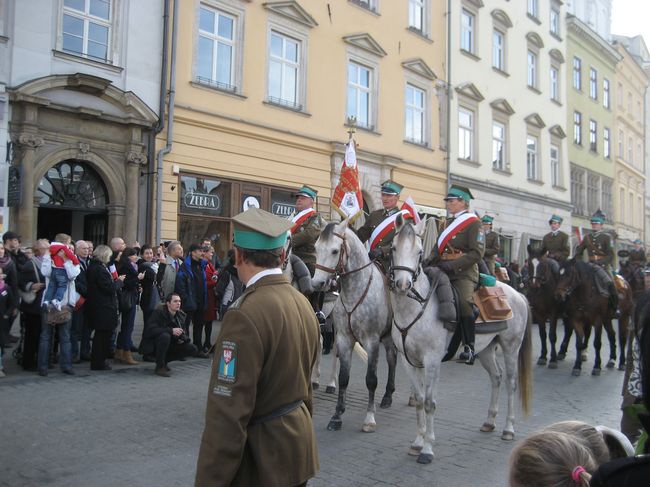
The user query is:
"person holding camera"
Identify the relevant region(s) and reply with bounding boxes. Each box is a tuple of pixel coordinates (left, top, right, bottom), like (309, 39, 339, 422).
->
(139, 293, 197, 377)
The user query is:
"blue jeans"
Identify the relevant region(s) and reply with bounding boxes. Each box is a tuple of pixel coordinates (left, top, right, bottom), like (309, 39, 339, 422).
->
(116, 305, 137, 351)
(38, 319, 72, 372)
(43, 267, 68, 303)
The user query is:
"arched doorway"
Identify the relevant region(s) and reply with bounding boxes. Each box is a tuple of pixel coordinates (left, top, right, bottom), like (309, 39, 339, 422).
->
(36, 160, 109, 244)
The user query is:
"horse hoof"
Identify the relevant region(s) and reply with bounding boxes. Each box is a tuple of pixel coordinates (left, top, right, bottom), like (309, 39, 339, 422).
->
(572, 368, 581, 377)
(480, 423, 496, 433)
(501, 431, 515, 441)
(361, 423, 376, 433)
(618, 364, 626, 371)
(327, 419, 342, 431)
(408, 396, 417, 407)
(548, 361, 558, 369)
(416, 453, 434, 464)
(558, 353, 566, 361)
(312, 382, 319, 390)
(537, 357, 547, 365)
(325, 386, 336, 394)
(606, 360, 615, 369)
(581, 353, 588, 362)
(380, 397, 392, 409)
(408, 446, 423, 456)
(592, 368, 601, 376)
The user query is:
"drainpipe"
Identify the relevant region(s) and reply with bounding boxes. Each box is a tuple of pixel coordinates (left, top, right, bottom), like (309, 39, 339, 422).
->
(155, 0, 178, 246)
(445, 0, 452, 188)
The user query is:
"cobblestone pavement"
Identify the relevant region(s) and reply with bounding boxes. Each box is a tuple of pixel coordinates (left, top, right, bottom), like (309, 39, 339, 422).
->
(0, 320, 625, 487)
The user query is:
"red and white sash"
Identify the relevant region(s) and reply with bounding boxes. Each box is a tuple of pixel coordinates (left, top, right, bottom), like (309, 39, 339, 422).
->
(437, 213, 479, 255)
(369, 209, 410, 250)
(291, 208, 316, 233)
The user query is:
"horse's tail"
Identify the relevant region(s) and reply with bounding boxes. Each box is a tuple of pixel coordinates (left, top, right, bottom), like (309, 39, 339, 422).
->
(518, 301, 534, 417)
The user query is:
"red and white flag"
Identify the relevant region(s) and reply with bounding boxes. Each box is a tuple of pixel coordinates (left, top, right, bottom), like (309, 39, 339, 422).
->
(401, 196, 421, 224)
(108, 263, 118, 280)
(332, 139, 363, 221)
(575, 227, 584, 244)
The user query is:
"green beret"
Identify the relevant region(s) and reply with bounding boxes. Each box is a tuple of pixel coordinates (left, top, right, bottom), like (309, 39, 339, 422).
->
(233, 208, 292, 250)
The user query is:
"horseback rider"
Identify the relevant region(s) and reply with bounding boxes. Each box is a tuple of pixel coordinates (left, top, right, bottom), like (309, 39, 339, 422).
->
(540, 214, 570, 273)
(425, 185, 484, 365)
(482, 215, 499, 276)
(357, 179, 403, 273)
(629, 239, 646, 267)
(574, 209, 619, 314)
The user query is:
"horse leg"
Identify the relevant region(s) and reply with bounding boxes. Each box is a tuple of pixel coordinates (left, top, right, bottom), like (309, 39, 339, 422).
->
(558, 319, 572, 360)
(477, 340, 501, 434)
(604, 318, 617, 369)
(537, 318, 548, 365)
(548, 316, 559, 369)
(325, 342, 339, 394)
(417, 357, 441, 465)
(571, 322, 585, 376)
(402, 357, 426, 456)
(617, 315, 628, 370)
(380, 337, 397, 409)
(361, 342, 380, 433)
(327, 340, 353, 431)
(592, 324, 603, 376)
(582, 326, 592, 362)
(499, 337, 521, 441)
(311, 333, 323, 389)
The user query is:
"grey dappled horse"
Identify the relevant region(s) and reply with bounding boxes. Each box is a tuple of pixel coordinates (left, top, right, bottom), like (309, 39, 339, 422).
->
(390, 216, 533, 463)
(312, 220, 398, 433)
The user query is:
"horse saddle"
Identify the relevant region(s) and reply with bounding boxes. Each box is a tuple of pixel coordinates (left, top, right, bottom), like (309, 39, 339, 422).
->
(473, 286, 513, 323)
(495, 267, 510, 283)
(614, 274, 629, 294)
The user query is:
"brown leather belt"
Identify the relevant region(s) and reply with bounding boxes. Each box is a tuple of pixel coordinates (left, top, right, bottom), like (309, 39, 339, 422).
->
(589, 255, 604, 262)
(441, 251, 464, 261)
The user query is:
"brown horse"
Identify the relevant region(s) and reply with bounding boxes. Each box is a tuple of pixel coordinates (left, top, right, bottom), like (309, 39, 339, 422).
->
(526, 246, 569, 368)
(555, 259, 618, 376)
(619, 260, 645, 297)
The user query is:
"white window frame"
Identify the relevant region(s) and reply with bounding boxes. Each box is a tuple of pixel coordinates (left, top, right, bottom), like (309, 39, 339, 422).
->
(492, 120, 506, 171)
(267, 31, 301, 108)
(345, 44, 380, 130)
(527, 50, 538, 89)
(573, 111, 582, 145)
(196, 5, 236, 91)
(526, 134, 539, 181)
(458, 106, 475, 161)
(573, 57, 582, 91)
(527, 0, 539, 19)
(603, 78, 610, 109)
(550, 5, 560, 37)
(492, 29, 505, 71)
(59, 0, 115, 63)
(628, 136, 634, 163)
(550, 144, 560, 187)
(589, 67, 598, 100)
(550, 65, 559, 101)
(460, 8, 475, 54)
(603, 127, 611, 159)
(618, 130, 624, 159)
(408, 0, 430, 36)
(619, 187, 626, 222)
(404, 77, 431, 147)
(589, 119, 597, 152)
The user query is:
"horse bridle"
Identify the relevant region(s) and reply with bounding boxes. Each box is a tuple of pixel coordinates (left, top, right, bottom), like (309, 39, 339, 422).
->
(388, 231, 427, 304)
(314, 231, 374, 278)
(530, 258, 551, 287)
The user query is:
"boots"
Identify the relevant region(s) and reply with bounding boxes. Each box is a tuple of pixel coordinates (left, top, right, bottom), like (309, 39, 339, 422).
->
(122, 350, 140, 365)
(458, 317, 476, 365)
(608, 282, 620, 318)
(114, 349, 124, 363)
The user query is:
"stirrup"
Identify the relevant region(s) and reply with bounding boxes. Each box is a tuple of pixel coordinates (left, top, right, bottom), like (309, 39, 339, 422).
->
(315, 311, 326, 324)
(459, 345, 475, 365)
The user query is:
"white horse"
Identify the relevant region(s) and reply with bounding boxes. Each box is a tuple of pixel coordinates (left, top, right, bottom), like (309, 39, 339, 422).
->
(312, 220, 398, 433)
(390, 215, 533, 463)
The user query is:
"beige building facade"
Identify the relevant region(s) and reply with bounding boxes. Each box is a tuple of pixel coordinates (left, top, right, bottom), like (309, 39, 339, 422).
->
(157, 0, 448, 259)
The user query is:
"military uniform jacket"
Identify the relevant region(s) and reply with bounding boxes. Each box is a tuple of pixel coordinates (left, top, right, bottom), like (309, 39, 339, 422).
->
(356, 207, 399, 258)
(484, 231, 499, 261)
(541, 231, 570, 261)
(428, 214, 484, 283)
(629, 248, 646, 266)
(575, 231, 614, 268)
(195, 273, 320, 487)
(292, 212, 324, 272)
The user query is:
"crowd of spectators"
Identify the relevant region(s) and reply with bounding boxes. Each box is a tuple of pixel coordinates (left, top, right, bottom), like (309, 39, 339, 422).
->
(0, 231, 243, 378)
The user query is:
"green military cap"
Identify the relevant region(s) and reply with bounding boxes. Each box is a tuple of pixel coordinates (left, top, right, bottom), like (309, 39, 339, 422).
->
(294, 185, 317, 200)
(590, 209, 606, 224)
(232, 208, 293, 250)
(481, 215, 494, 224)
(634, 238, 642, 245)
(444, 184, 474, 202)
(549, 214, 563, 224)
(380, 180, 403, 195)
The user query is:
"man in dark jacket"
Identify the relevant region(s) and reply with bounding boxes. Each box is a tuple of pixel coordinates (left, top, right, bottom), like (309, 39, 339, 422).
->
(139, 293, 197, 377)
(3, 231, 29, 270)
(175, 243, 208, 357)
(71, 240, 90, 362)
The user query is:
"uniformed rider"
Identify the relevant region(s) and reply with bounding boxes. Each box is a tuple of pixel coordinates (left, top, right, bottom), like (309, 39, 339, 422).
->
(482, 215, 499, 276)
(357, 179, 404, 273)
(629, 239, 646, 267)
(574, 209, 618, 313)
(540, 214, 570, 273)
(426, 185, 484, 365)
(195, 208, 320, 487)
(291, 185, 324, 276)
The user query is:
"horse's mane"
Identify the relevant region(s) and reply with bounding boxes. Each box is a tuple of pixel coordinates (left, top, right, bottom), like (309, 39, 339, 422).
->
(399, 220, 416, 239)
(573, 259, 595, 280)
(321, 222, 337, 240)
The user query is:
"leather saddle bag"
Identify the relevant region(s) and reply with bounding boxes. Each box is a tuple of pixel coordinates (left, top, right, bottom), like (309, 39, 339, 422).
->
(474, 286, 512, 321)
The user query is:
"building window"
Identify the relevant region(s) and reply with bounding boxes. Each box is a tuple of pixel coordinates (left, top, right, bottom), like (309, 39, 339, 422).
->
(629, 192, 634, 225)
(526, 134, 538, 180)
(573, 57, 581, 90)
(628, 92, 633, 113)
(268, 31, 301, 108)
(492, 30, 505, 71)
(589, 120, 597, 152)
(461, 9, 475, 54)
(617, 82, 623, 107)
(350, 0, 377, 13)
(527, 0, 538, 18)
(619, 187, 625, 221)
(347, 61, 373, 129)
(550, 144, 560, 187)
(62, 0, 112, 61)
(527, 50, 537, 89)
(571, 166, 586, 216)
(405, 83, 426, 145)
(409, 0, 425, 32)
(604, 128, 611, 159)
(603, 78, 610, 109)
(458, 107, 474, 160)
(573, 111, 582, 145)
(628, 136, 634, 163)
(550, 66, 559, 101)
(618, 130, 624, 158)
(197, 6, 236, 91)
(587, 173, 599, 214)
(492, 121, 506, 170)
(602, 180, 612, 218)
(589, 67, 597, 100)
(550, 5, 560, 36)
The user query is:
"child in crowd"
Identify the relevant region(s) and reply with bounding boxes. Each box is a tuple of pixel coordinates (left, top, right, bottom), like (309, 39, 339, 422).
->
(43, 242, 79, 310)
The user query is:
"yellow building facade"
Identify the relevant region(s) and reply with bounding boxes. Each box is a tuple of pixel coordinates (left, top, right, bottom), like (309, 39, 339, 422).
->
(157, 0, 448, 259)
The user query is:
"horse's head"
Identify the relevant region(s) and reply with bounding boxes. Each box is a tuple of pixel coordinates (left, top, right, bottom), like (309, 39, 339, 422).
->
(390, 213, 427, 293)
(527, 252, 553, 290)
(312, 219, 349, 291)
(619, 260, 645, 294)
(555, 258, 580, 301)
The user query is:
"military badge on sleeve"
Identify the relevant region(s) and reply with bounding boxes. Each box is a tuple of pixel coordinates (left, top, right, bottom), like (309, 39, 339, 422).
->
(217, 341, 237, 384)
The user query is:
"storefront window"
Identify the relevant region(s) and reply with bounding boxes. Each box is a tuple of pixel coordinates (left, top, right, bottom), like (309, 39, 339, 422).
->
(178, 218, 231, 264)
(180, 174, 231, 216)
(270, 189, 295, 217)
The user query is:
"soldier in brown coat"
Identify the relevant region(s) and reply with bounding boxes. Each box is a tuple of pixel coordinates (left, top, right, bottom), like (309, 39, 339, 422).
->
(195, 208, 320, 487)
(291, 185, 324, 276)
(482, 215, 499, 275)
(540, 214, 570, 273)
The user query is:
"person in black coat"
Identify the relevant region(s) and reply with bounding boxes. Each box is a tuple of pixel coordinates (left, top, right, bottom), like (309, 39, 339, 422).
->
(139, 293, 197, 377)
(115, 247, 143, 365)
(138, 245, 161, 329)
(174, 244, 208, 357)
(86, 245, 125, 370)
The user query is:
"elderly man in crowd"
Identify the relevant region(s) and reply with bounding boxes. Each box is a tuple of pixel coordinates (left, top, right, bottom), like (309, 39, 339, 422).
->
(71, 240, 91, 363)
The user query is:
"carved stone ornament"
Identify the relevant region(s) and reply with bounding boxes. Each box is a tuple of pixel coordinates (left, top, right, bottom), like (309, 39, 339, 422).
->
(17, 134, 44, 149)
(126, 150, 147, 166)
(78, 142, 90, 154)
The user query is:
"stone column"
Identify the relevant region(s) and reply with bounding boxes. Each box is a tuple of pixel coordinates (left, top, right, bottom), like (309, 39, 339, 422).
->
(106, 203, 126, 242)
(15, 133, 44, 241)
(125, 150, 147, 244)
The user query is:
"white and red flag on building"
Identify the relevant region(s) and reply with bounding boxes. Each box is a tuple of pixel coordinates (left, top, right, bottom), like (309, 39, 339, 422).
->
(401, 196, 421, 224)
(332, 139, 364, 222)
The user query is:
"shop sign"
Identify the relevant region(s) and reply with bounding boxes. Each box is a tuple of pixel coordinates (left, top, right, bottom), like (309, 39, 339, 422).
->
(271, 202, 294, 217)
(184, 191, 221, 211)
(180, 174, 230, 216)
(242, 195, 261, 211)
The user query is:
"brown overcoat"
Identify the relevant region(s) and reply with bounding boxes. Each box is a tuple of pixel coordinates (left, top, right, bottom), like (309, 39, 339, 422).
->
(195, 273, 320, 487)
(541, 230, 570, 261)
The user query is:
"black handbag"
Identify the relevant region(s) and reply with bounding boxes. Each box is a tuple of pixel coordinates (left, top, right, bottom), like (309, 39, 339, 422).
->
(118, 289, 137, 312)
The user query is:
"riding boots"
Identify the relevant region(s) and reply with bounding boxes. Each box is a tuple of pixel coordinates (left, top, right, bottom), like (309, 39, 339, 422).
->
(458, 316, 476, 365)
